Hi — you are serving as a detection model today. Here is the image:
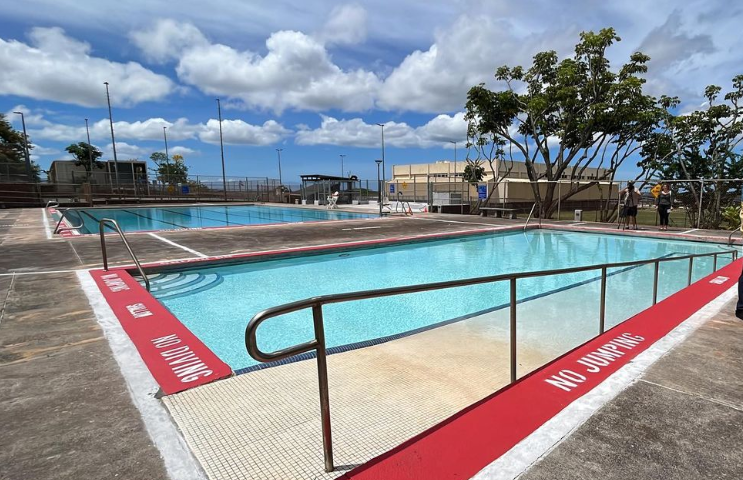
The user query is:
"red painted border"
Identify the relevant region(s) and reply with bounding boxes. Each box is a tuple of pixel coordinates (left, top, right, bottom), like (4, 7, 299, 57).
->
(342, 259, 741, 480)
(89, 268, 232, 395)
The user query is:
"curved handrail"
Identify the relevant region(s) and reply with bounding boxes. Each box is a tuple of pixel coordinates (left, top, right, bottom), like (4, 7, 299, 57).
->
(728, 229, 741, 245)
(99, 218, 150, 291)
(245, 246, 737, 472)
(53, 208, 84, 234)
(45, 200, 59, 209)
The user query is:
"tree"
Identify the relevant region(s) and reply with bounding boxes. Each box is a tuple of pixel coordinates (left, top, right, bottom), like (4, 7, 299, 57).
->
(465, 28, 659, 217)
(0, 113, 40, 181)
(463, 159, 485, 184)
(641, 76, 743, 228)
(151, 151, 189, 184)
(65, 142, 104, 180)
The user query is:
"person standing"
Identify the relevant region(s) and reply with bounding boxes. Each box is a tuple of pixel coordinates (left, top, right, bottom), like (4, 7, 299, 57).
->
(620, 182, 641, 230)
(655, 184, 672, 231)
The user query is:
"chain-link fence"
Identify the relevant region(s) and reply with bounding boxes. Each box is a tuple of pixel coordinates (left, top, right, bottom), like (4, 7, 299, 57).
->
(0, 174, 287, 208)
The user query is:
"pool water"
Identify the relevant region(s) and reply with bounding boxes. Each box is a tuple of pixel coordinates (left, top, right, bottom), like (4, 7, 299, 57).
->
(62, 204, 373, 233)
(149, 230, 734, 371)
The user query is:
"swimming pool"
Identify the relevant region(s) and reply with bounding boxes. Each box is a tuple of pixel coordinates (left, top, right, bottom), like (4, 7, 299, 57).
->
(60, 204, 373, 233)
(148, 230, 734, 371)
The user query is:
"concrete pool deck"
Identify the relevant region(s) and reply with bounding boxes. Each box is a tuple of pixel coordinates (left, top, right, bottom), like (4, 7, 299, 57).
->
(1, 204, 742, 480)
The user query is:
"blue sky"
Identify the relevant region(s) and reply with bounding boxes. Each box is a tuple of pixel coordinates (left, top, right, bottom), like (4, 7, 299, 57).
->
(1, 0, 741, 184)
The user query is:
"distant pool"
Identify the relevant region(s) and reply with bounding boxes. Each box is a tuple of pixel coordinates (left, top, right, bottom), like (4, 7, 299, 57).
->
(147, 230, 735, 371)
(59, 204, 373, 233)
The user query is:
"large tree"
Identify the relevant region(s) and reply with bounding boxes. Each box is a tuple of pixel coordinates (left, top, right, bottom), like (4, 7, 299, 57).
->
(641, 76, 743, 228)
(65, 142, 104, 180)
(0, 113, 40, 181)
(465, 28, 659, 217)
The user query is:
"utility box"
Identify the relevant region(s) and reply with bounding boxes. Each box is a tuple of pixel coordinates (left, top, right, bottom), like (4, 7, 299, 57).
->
(574, 209, 583, 221)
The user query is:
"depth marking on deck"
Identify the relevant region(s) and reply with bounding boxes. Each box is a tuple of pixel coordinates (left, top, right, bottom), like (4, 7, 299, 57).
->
(681, 228, 700, 234)
(341, 226, 383, 231)
(147, 233, 208, 258)
(41, 207, 52, 239)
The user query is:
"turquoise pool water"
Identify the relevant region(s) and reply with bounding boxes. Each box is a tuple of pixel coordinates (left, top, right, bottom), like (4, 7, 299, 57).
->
(63, 205, 373, 233)
(149, 230, 734, 371)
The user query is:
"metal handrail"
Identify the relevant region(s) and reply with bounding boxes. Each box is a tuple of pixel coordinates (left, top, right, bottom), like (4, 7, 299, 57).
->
(523, 202, 537, 231)
(53, 208, 84, 233)
(245, 247, 738, 472)
(45, 200, 59, 209)
(728, 229, 741, 245)
(99, 218, 150, 291)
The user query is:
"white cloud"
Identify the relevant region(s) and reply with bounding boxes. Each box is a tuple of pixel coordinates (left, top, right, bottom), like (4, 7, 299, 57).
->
(170, 146, 198, 156)
(199, 119, 291, 146)
(295, 113, 466, 148)
(18, 106, 290, 147)
(316, 3, 367, 45)
(129, 19, 208, 64)
(132, 20, 381, 113)
(378, 15, 578, 112)
(0, 27, 175, 107)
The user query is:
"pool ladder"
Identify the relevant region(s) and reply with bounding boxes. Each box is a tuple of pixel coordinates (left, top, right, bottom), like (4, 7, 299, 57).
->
(53, 208, 85, 234)
(99, 218, 150, 291)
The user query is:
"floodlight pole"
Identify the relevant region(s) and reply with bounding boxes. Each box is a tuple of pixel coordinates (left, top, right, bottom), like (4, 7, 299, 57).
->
(104, 82, 121, 195)
(340, 154, 346, 178)
(375, 159, 383, 217)
(276, 148, 283, 202)
(216, 98, 227, 201)
(84, 118, 94, 180)
(376, 123, 385, 195)
(13, 111, 32, 180)
(449, 141, 457, 180)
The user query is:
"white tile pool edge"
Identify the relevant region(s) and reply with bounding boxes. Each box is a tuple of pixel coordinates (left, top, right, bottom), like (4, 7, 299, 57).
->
(77, 270, 207, 480)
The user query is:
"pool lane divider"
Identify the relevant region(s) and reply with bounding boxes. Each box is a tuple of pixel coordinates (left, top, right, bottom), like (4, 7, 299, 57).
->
(342, 259, 743, 480)
(89, 268, 232, 395)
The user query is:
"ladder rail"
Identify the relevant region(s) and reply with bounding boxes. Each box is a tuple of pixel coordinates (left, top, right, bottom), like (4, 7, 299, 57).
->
(523, 202, 537, 231)
(99, 218, 150, 291)
(53, 208, 84, 234)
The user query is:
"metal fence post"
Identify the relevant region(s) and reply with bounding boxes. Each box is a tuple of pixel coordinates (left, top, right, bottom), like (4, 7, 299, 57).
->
(510, 278, 517, 383)
(557, 181, 561, 221)
(311, 304, 334, 473)
(652, 260, 660, 305)
(688, 257, 694, 286)
(599, 266, 607, 334)
(697, 179, 704, 228)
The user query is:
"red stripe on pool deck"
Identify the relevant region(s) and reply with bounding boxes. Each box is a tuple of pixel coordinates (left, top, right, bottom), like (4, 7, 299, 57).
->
(343, 259, 742, 480)
(90, 269, 232, 395)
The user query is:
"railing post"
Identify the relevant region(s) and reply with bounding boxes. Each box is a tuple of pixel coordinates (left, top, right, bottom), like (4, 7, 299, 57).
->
(599, 266, 607, 334)
(652, 260, 659, 305)
(688, 257, 694, 286)
(510, 278, 517, 383)
(713, 253, 717, 272)
(312, 304, 334, 473)
(99, 221, 109, 271)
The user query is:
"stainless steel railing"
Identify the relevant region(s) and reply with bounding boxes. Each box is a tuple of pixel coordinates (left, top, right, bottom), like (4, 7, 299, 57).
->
(53, 208, 84, 234)
(524, 202, 537, 231)
(99, 218, 150, 291)
(245, 247, 738, 472)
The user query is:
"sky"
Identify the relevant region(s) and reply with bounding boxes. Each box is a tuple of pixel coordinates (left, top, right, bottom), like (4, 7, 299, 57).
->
(1, 0, 741, 185)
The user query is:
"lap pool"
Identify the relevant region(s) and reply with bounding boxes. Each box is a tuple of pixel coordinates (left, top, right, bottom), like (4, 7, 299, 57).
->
(147, 230, 736, 371)
(58, 204, 373, 234)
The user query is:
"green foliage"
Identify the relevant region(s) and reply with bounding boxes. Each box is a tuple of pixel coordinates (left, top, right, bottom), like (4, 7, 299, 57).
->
(720, 205, 741, 231)
(0, 113, 40, 181)
(463, 160, 485, 184)
(151, 152, 189, 184)
(65, 142, 104, 176)
(465, 28, 660, 217)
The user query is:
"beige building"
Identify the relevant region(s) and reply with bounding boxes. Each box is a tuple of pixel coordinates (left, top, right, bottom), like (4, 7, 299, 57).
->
(389, 160, 618, 207)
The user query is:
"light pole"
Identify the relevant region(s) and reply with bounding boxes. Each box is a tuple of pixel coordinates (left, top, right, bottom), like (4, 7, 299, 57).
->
(376, 123, 385, 191)
(276, 148, 283, 202)
(339, 154, 346, 178)
(84, 118, 94, 181)
(12, 111, 32, 180)
(103, 82, 121, 194)
(216, 98, 227, 201)
(375, 159, 383, 217)
(449, 141, 457, 181)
